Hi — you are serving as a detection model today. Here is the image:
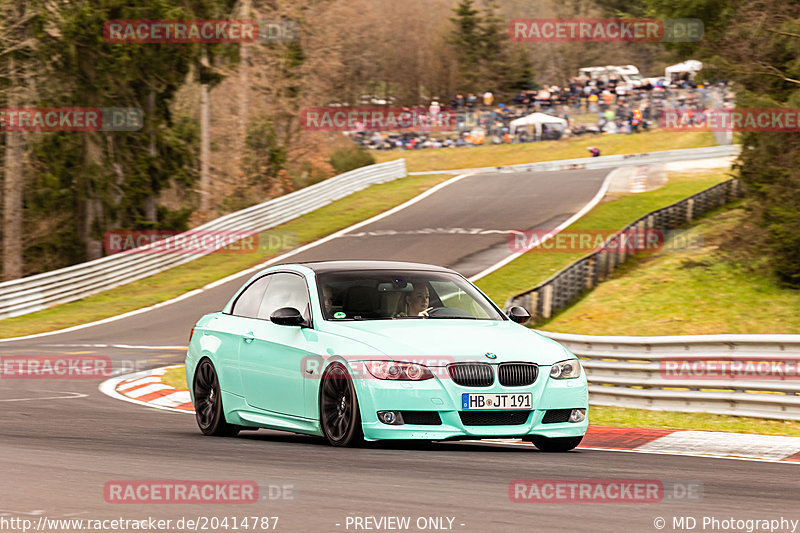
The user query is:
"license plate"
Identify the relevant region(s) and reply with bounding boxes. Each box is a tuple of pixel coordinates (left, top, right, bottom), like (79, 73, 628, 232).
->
(461, 393, 532, 410)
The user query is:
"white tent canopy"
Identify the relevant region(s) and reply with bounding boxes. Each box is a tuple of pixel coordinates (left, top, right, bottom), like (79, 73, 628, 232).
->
(665, 60, 703, 78)
(509, 112, 568, 137)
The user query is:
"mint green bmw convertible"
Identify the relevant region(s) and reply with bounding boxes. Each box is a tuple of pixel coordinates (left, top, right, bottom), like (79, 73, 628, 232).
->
(186, 261, 588, 450)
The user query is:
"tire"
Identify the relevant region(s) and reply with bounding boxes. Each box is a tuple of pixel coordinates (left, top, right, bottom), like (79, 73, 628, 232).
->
(193, 359, 240, 437)
(529, 435, 583, 452)
(319, 363, 363, 447)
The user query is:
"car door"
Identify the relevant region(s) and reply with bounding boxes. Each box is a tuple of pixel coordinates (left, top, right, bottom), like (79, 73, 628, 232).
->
(238, 271, 315, 418)
(218, 274, 272, 396)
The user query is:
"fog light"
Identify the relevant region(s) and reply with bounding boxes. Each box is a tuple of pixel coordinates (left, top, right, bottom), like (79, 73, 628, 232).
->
(569, 408, 586, 423)
(377, 411, 404, 425)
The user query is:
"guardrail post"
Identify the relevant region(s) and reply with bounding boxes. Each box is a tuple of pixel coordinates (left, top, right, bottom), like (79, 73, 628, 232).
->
(686, 198, 694, 223)
(542, 284, 553, 319)
(732, 179, 741, 198)
(586, 256, 596, 289)
(529, 291, 540, 321)
(636, 220, 645, 254)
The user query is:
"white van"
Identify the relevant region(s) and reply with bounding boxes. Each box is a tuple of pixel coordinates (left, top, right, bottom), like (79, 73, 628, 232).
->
(578, 65, 643, 86)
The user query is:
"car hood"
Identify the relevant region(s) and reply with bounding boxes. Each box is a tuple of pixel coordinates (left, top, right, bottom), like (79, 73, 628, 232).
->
(321, 319, 570, 366)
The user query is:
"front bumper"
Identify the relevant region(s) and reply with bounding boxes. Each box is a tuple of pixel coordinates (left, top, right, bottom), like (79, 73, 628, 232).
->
(352, 365, 589, 441)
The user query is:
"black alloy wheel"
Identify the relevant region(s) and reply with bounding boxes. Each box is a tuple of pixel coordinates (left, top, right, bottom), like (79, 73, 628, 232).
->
(193, 359, 239, 437)
(320, 363, 363, 447)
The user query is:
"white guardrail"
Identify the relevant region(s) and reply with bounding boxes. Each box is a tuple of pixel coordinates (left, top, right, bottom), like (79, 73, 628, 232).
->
(408, 144, 740, 175)
(0, 159, 407, 320)
(539, 331, 800, 420)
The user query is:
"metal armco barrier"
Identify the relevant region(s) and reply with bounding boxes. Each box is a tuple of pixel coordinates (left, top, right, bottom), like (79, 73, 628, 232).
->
(0, 159, 407, 320)
(538, 331, 800, 420)
(408, 144, 740, 175)
(506, 178, 743, 322)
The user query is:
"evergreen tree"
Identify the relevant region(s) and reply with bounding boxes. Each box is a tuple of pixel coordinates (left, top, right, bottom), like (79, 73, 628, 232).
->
(448, 0, 483, 91)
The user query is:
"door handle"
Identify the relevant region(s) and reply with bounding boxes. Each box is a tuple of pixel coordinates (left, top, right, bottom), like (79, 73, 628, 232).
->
(243, 332, 255, 344)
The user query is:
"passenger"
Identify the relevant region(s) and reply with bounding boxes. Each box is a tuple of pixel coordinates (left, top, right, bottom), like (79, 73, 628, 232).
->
(323, 286, 334, 315)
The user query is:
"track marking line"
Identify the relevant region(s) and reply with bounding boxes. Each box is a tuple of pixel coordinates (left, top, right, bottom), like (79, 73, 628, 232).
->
(42, 344, 186, 350)
(468, 169, 614, 281)
(0, 391, 88, 402)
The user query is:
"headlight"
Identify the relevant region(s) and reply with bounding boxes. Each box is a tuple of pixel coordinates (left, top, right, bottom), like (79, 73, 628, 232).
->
(549, 359, 581, 379)
(365, 361, 434, 381)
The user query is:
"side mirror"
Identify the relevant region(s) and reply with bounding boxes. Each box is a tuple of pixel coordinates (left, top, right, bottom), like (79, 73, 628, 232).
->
(270, 307, 305, 326)
(507, 306, 531, 324)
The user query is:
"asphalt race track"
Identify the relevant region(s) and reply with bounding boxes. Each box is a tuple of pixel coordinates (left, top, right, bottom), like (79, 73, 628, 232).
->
(1, 168, 797, 533)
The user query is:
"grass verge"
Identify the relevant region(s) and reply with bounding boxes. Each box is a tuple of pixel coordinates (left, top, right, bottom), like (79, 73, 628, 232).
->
(0, 173, 452, 339)
(162, 366, 186, 390)
(373, 130, 717, 172)
(475, 169, 733, 307)
(158, 364, 800, 436)
(542, 202, 800, 334)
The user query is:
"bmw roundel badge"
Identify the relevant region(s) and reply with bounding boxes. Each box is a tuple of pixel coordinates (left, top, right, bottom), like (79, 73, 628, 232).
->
(485, 352, 497, 359)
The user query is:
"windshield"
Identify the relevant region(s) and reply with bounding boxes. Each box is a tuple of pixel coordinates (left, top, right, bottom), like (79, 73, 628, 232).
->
(316, 270, 505, 321)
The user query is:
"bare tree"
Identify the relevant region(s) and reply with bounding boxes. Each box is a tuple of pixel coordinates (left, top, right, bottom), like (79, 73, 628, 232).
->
(0, 1, 34, 280)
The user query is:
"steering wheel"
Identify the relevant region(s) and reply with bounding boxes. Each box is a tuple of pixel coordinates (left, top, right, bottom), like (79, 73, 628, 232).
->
(424, 306, 474, 318)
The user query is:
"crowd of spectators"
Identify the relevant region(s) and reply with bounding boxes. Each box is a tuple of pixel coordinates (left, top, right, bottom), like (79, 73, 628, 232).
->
(348, 76, 732, 151)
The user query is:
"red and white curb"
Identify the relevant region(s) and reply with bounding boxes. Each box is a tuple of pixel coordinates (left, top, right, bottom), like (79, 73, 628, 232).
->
(489, 426, 800, 464)
(102, 366, 800, 463)
(630, 167, 649, 193)
(99, 365, 193, 413)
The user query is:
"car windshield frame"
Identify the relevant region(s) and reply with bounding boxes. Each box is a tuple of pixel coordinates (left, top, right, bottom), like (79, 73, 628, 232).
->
(315, 269, 506, 322)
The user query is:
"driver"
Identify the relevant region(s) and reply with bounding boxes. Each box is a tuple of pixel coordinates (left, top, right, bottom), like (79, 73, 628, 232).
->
(403, 284, 434, 317)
